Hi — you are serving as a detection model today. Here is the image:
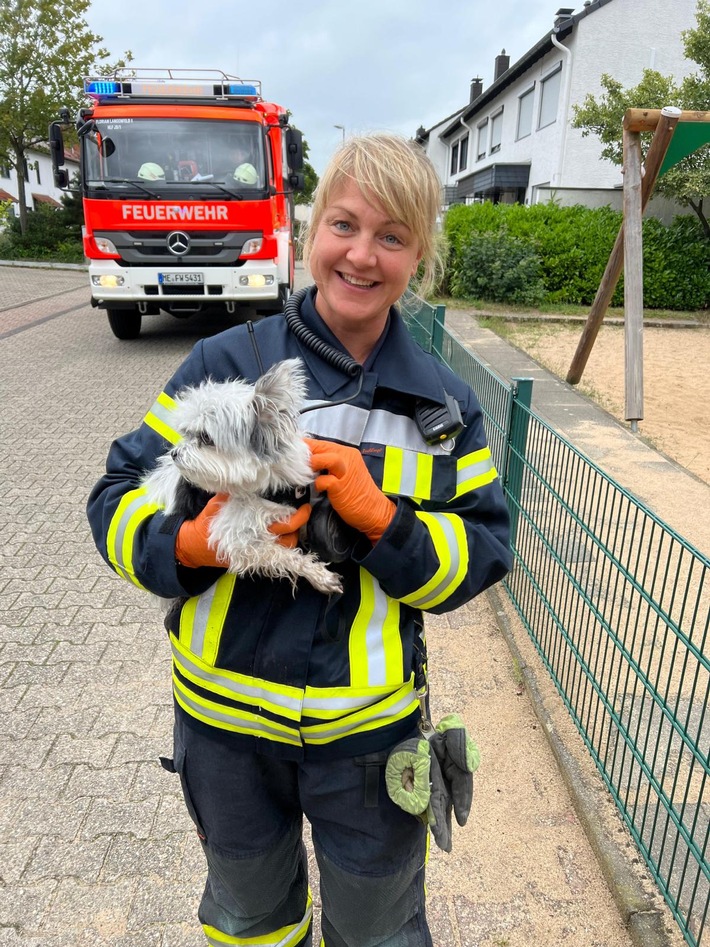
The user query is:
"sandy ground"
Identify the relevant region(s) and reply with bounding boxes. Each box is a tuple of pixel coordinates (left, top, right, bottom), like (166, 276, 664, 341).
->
(497, 321, 710, 486)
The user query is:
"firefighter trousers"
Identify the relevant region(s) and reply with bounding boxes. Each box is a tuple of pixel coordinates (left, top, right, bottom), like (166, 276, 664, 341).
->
(165, 713, 432, 946)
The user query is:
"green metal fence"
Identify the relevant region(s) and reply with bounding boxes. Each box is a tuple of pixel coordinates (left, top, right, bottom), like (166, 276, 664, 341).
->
(401, 295, 710, 947)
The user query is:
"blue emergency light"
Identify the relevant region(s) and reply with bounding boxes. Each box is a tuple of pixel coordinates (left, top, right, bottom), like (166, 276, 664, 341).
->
(227, 84, 259, 97)
(85, 80, 121, 95)
(84, 71, 263, 101)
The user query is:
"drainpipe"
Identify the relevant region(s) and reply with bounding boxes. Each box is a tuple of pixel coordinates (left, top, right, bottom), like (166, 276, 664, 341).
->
(550, 27, 573, 188)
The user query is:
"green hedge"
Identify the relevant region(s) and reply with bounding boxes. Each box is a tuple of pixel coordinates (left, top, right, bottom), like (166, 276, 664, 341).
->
(443, 202, 710, 310)
(0, 192, 84, 264)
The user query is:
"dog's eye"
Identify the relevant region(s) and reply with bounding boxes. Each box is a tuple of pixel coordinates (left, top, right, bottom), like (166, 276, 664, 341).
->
(198, 432, 214, 447)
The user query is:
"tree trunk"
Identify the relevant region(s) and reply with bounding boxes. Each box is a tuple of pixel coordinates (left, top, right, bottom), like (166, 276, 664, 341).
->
(688, 198, 710, 240)
(14, 146, 28, 236)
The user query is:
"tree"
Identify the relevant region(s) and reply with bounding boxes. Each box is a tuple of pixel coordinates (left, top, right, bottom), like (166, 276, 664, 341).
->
(294, 138, 319, 206)
(0, 0, 129, 235)
(572, 0, 710, 237)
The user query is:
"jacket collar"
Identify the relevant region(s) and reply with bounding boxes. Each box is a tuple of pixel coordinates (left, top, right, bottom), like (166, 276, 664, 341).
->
(295, 286, 448, 405)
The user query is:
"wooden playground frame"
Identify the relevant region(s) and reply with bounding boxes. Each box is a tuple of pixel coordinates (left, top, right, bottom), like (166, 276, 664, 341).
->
(566, 107, 710, 431)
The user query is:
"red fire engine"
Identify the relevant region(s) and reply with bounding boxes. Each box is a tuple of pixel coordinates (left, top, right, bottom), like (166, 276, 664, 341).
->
(49, 68, 305, 339)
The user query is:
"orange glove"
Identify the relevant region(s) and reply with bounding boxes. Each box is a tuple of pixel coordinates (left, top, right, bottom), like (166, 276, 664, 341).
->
(305, 438, 396, 544)
(175, 493, 228, 569)
(268, 503, 311, 549)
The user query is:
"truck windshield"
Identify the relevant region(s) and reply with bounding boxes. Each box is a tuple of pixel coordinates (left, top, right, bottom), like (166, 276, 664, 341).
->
(83, 118, 266, 193)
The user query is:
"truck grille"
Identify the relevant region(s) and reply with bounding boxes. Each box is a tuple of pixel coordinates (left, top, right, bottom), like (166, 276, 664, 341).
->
(94, 229, 263, 266)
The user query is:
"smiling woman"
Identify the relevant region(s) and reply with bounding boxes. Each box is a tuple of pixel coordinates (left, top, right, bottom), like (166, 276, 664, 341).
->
(303, 133, 443, 363)
(87, 131, 511, 947)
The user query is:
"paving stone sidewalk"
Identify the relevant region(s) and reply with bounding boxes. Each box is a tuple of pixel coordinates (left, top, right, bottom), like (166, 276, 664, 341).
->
(0, 264, 686, 947)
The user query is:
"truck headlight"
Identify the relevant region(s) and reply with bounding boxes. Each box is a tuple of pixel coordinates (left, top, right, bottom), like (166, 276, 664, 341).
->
(239, 275, 274, 287)
(92, 275, 125, 287)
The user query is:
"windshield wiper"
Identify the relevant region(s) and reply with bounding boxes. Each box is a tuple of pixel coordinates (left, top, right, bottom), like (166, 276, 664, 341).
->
(93, 178, 164, 199)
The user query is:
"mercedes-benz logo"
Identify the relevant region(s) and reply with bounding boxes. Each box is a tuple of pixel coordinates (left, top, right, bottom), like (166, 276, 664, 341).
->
(167, 231, 190, 256)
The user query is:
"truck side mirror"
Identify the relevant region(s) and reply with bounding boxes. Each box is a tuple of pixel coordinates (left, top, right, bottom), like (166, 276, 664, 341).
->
(285, 128, 304, 172)
(288, 172, 305, 191)
(54, 168, 70, 189)
(49, 122, 66, 169)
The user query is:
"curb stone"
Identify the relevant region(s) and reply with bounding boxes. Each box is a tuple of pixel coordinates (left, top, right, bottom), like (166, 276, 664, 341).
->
(0, 259, 87, 270)
(486, 583, 675, 947)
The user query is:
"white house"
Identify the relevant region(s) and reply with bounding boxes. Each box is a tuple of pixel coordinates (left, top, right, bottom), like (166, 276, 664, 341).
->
(416, 0, 700, 218)
(0, 145, 79, 213)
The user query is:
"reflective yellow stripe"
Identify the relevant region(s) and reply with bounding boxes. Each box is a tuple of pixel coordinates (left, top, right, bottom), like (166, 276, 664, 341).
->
(179, 573, 237, 664)
(171, 633, 304, 720)
(349, 570, 403, 688)
(106, 487, 159, 590)
(414, 451, 434, 500)
(382, 446, 404, 495)
(303, 680, 412, 720)
(382, 446, 434, 501)
(203, 893, 313, 946)
(301, 680, 418, 745)
(454, 447, 498, 498)
(144, 391, 180, 444)
(173, 672, 302, 746)
(400, 512, 469, 609)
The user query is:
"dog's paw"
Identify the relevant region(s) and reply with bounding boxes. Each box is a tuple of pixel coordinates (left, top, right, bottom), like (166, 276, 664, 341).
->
(308, 565, 343, 596)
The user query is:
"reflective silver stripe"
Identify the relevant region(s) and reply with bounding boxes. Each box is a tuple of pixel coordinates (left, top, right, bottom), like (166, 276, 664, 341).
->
(171, 639, 303, 717)
(300, 402, 369, 444)
(363, 575, 389, 686)
(302, 687, 418, 742)
(143, 392, 180, 444)
(398, 450, 423, 496)
(364, 409, 449, 454)
(174, 677, 302, 745)
(457, 453, 495, 486)
(300, 403, 450, 454)
(404, 513, 463, 608)
(110, 492, 150, 573)
(302, 690, 399, 714)
(188, 582, 218, 657)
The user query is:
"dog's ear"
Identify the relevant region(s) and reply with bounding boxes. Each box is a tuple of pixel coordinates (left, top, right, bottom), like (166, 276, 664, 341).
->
(254, 358, 307, 413)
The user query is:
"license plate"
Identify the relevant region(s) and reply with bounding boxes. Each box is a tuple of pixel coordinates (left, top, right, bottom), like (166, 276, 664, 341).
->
(159, 272, 204, 285)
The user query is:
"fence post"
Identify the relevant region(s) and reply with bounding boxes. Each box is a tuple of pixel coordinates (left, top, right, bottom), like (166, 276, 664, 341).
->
(432, 304, 446, 361)
(505, 377, 533, 550)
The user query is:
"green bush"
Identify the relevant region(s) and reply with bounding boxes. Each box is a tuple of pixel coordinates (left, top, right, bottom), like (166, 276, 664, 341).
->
(0, 188, 84, 264)
(443, 202, 710, 310)
(449, 229, 546, 306)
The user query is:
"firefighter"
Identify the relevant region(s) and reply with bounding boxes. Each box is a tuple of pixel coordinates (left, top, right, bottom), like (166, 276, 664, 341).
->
(136, 161, 165, 181)
(87, 133, 512, 947)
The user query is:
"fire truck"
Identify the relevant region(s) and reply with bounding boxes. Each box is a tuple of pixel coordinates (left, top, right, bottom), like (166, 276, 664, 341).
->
(49, 68, 304, 339)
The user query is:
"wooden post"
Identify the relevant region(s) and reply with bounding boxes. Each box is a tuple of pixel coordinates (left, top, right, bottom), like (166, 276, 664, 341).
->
(566, 106, 682, 385)
(623, 128, 644, 427)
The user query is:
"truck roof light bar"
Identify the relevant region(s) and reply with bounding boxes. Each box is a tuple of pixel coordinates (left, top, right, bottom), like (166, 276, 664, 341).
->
(84, 68, 262, 102)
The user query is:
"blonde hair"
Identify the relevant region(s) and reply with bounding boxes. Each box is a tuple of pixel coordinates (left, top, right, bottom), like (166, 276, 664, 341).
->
(302, 133, 444, 297)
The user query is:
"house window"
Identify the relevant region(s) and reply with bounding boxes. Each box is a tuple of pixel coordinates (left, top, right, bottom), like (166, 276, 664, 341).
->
(477, 122, 488, 160)
(538, 64, 562, 129)
(459, 135, 468, 171)
(516, 87, 535, 139)
(0, 162, 9, 179)
(490, 110, 503, 154)
(450, 142, 459, 176)
(34, 160, 41, 185)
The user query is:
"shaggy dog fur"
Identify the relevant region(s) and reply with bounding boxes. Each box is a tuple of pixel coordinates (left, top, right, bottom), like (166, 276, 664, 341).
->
(141, 358, 342, 598)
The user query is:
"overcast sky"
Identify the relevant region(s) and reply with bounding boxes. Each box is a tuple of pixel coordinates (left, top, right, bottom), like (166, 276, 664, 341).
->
(85, 0, 564, 176)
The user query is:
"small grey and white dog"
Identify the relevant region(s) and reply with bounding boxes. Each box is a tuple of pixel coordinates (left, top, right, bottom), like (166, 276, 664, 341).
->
(141, 357, 342, 596)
